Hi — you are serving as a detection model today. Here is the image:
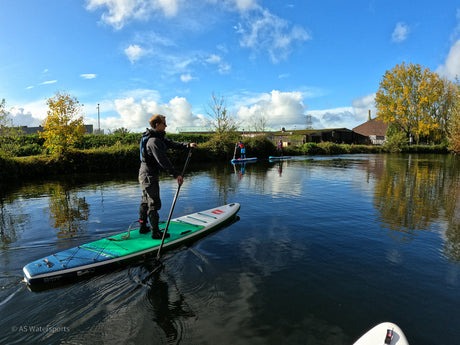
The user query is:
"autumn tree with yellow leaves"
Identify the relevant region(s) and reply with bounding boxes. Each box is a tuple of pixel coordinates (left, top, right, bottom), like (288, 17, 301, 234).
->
(448, 82, 460, 153)
(375, 62, 458, 144)
(40, 92, 86, 155)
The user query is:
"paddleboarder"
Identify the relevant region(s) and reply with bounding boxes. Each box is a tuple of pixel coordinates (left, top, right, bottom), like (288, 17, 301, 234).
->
(277, 139, 283, 156)
(237, 141, 246, 159)
(139, 114, 197, 239)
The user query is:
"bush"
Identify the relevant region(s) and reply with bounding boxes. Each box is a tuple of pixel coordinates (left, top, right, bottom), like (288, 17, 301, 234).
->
(200, 133, 239, 160)
(244, 136, 276, 157)
(384, 132, 408, 153)
(16, 143, 43, 157)
(318, 142, 347, 155)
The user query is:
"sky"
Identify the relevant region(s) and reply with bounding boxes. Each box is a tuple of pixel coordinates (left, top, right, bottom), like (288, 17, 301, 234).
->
(1, 0, 459, 133)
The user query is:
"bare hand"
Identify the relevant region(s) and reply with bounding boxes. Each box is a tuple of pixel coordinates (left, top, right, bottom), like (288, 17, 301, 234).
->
(176, 175, 184, 186)
(189, 143, 197, 148)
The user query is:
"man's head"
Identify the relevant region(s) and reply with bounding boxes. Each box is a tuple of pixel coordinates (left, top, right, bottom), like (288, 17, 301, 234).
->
(149, 114, 167, 131)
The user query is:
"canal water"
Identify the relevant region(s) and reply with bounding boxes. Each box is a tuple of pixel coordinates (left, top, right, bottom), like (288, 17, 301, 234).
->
(0, 154, 459, 345)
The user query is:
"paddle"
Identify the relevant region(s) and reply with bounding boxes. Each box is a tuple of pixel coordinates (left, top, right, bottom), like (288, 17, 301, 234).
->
(156, 147, 193, 259)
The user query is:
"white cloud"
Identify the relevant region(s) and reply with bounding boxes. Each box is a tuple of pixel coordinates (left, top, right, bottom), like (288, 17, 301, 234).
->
(351, 93, 377, 122)
(236, 90, 307, 129)
(86, 0, 181, 30)
(9, 100, 49, 127)
(180, 74, 194, 82)
(98, 93, 202, 132)
(124, 44, 147, 63)
(232, 89, 369, 130)
(392, 22, 409, 43)
(40, 80, 58, 85)
(308, 108, 357, 130)
(436, 39, 460, 79)
(205, 54, 231, 74)
(231, 0, 258, 12)
(80, 73, 97, 79)
(237, 8, 310, 63)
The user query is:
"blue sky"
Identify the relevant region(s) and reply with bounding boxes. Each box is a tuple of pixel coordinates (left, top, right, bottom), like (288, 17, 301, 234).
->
(1, 0, 459, 133)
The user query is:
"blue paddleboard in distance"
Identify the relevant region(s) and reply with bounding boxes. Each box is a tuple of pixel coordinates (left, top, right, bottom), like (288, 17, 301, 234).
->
(231, 157, 257, 164)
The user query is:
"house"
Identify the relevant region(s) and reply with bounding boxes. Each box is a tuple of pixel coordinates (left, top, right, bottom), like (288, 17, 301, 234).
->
(352, 115, 389, 145)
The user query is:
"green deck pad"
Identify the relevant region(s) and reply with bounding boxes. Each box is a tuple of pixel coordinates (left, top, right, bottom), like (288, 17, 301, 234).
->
(81, 221, 205, 258)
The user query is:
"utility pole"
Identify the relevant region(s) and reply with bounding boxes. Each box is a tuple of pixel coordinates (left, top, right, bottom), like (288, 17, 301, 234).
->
(97, 103, 100, 134)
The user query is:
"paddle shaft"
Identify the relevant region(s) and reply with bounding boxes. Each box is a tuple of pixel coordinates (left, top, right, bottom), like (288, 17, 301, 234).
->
(156, 147, 193, 259)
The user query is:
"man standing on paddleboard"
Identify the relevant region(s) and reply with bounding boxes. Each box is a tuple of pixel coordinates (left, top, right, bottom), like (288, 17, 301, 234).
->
(237, 141, 246, 159)
(138, 114, 197, 239)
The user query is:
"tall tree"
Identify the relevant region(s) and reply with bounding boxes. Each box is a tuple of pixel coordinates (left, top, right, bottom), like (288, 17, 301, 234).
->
(40, 92, 86, 155)
(448, 81, 460, 154)
(375, 62, 457, 144)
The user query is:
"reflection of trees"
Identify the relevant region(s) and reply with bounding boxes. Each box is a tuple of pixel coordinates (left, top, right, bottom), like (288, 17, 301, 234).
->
(47, 183, 90, 238)
(440, 156, 460, 262)
(0, 200, 28, 250)
(374, 155, 460, 251)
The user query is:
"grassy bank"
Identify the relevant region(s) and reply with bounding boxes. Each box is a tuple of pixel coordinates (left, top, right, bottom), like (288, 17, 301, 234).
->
(0, 136, 450, 183)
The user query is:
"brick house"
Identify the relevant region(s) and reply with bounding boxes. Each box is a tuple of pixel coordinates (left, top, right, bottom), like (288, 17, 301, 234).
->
(352, 117, 389, 145)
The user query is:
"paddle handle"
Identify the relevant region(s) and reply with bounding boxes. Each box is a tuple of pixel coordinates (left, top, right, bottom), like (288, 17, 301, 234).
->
(156, 147, 193, 259)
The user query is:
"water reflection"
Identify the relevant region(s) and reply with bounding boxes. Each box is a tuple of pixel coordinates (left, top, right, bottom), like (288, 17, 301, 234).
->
(144, 261, 195, 343)
(47, 183, 90, 238)
(372, 155, 460, 245)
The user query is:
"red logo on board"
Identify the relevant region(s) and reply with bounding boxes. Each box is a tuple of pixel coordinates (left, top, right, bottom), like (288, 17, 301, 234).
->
(212, 209, 224, 214)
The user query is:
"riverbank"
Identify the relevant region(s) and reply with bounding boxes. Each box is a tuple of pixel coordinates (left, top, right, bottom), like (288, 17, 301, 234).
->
(0, 140, 449, 183)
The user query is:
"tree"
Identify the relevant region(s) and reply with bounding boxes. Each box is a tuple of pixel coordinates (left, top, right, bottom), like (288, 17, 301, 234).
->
(375, 62, 457, 144)
(205, 93, 238, 135)
(251, 111, 269, 133)
(0, 98, 22, 156)
(40, 91, 86, 155)
(448, 81, 460, 154)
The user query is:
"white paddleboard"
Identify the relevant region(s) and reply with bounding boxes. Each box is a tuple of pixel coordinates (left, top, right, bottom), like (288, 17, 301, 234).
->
(353, 322, 409, 345)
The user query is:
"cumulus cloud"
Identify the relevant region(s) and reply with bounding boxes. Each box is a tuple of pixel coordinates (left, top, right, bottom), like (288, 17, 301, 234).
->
(94, 93, 203, 132)
(9, 100, 49, 127)
(236, 90, 307, 129)
(392, 22, 409, 43)
(436, 39, 460, 79)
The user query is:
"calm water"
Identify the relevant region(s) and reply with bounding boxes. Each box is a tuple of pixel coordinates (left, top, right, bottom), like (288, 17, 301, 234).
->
(0, 154, 459, 345)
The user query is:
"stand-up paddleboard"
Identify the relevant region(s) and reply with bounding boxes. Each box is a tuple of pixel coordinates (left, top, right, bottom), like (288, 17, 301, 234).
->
(268, 156, 292, 160)
(231, 157, 257, 164)
(353, 322, 409, 345)
(23, 203, 240, 286)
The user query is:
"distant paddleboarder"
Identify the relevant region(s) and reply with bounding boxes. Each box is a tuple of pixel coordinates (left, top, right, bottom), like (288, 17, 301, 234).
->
(237, 141, 246, 159)
(277, 139, 283, 156)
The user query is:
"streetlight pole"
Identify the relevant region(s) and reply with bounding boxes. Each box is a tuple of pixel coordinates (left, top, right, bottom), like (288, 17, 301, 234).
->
(97, 103, 100, 134)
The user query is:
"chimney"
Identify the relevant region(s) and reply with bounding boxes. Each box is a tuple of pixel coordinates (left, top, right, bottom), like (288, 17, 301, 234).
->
(368, 109, 371, 121)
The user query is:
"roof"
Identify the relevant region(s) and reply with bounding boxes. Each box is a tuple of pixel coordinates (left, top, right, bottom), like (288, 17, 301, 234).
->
(352, 118, 389, 136)
(271, 128, 351, 136)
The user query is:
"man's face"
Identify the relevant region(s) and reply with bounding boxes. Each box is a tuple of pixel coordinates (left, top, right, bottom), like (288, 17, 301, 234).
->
(156, 121, 167, 132)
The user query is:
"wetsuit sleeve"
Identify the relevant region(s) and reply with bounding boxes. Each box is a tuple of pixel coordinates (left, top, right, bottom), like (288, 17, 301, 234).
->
(163, 137, 190, 151)
(148, 137, 180, 178)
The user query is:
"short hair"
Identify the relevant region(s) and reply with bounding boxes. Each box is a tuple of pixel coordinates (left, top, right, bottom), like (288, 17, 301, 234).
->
(149, 114, 166, 129)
